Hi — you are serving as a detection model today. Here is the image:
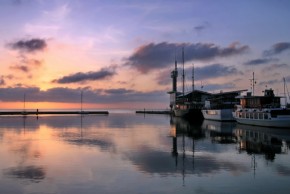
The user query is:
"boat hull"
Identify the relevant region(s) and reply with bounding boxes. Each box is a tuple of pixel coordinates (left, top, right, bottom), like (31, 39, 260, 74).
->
(202, 109, 234, 121)
(174, 108, 203, 121)
(174, 109, 189, 117)
(233, 111, 290, 128)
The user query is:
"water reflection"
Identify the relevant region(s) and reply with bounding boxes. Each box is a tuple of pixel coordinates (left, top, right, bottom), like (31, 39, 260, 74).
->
(201, 120, 237, 144)
(168, 117, 249, 178)
(3, 166, 46, 182)
(234, 124, 290, 161)
(0, 114, 290, 193)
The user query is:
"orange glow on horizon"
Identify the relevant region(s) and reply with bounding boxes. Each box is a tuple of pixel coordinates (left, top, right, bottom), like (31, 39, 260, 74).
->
(0, 101, 168, 110)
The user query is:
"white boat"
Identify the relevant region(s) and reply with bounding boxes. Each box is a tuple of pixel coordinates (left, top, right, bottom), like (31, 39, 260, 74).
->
(202, 109, 234, 121)
(232, 89, 290, 128)
(202, 90, 246, 121)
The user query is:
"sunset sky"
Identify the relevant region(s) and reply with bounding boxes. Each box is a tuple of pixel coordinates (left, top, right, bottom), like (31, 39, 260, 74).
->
(1, 0, 290, 109)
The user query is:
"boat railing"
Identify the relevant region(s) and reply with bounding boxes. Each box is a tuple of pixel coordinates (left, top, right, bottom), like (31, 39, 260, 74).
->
(236, 110, 270, 120)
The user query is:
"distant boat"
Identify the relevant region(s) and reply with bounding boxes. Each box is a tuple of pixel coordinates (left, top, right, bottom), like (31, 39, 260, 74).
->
(202, 90, 246, 121)
(232, 88, 290, 128)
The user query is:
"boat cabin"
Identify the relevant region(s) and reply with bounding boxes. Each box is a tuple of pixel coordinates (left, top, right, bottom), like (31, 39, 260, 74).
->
(204, 90, 247, 109)
(237, 89, 281, 109)
(176, 90, 212, 109)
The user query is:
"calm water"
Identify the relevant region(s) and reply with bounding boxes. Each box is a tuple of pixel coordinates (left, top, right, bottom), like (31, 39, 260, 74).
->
(0, 113, 290, 194)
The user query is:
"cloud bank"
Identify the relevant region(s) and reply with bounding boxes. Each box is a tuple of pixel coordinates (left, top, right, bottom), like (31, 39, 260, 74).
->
(263, 42, 290, 56)
(0, 77, 5, 86)
(262, 63, 290, 73)
(8, 38, 47, 53)
(244, 58, 278, 66)
(53, 67, 116, 84)
(0, 87, 167, 104)
(124, 42, 249, 73)
(191, 63, 242, 80)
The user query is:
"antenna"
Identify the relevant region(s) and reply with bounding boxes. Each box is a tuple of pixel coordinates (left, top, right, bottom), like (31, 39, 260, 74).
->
(250, 72, 257, 95)
(192, 64, 194, 92)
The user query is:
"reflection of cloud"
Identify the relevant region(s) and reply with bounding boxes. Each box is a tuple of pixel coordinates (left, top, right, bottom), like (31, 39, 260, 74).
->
(125, 146, 249, 176)
(67, 138, 115, 151)
(3, 166, 46, 182)
(275, 164, 290, 176)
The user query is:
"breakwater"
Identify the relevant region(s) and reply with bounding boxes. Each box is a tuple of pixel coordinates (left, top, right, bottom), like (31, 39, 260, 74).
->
(0, 110, 109, 115)
(136, 109, 172, 114)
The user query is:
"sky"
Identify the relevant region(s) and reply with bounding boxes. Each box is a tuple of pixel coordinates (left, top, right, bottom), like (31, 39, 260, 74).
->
(0, 0, 290, 110)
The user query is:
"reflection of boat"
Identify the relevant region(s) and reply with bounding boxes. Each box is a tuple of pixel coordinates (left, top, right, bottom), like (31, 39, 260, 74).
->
(233, 88, 290, 128)
(202, 90, 246, 121)
(170, 116, 204, 138)
(234, 124, 290, 160)
(201, 120, 237, 144)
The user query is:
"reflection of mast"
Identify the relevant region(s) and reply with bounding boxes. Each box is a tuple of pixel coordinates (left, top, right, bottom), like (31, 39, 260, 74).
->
(22, 116, 26, 134)
(80, 114, 83, 138)
(251, 154, 257, 178)
(192, 136, 195, 169)
(81, 90, 83, 112)
(171, 119, 178, 167)
(172, 136, 178, 167)
(170, 117, 199, 187)
(182, 132, 185, 187)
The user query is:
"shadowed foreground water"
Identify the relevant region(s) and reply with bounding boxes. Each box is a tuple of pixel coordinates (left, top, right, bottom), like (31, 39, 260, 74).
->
(0, 113, 290, 194)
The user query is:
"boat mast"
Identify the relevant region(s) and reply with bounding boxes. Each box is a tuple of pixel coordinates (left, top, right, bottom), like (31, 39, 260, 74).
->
(172, 53, 178, 92)
(283, 77, 288, 106)
(191, 64, 195, 103)
(192, 64, 194, 92)
(182, 47, 185, 98)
